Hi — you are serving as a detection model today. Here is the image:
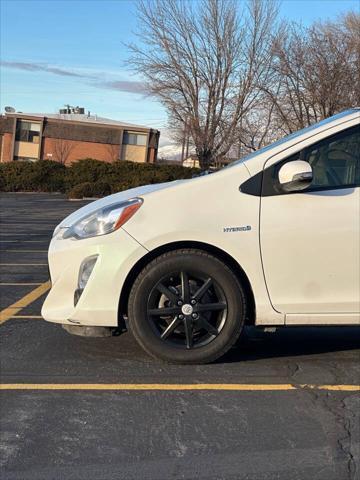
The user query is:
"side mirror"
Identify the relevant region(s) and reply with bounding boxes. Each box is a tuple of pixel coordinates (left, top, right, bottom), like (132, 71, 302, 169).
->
(278, 160, 313, 192)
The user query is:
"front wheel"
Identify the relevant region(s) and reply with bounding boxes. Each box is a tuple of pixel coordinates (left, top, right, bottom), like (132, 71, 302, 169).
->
(128, 249, 246, 364)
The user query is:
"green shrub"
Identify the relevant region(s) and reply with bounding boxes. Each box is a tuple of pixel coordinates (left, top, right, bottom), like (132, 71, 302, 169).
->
(111, 181, 143, 193)
(92, 181, 112, 197)
(68, 180, 112, 199)
(107, 161, 197, 187)
(32, 160, 66, 192)
(67, 182, 94, 199)
(0, 158, 199, 195)
(0, 162, 34, 192)
(0, 160, 65, 192)
(65, 159, 110, 189)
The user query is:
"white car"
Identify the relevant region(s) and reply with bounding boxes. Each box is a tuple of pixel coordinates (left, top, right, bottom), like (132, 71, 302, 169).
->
(42, 109, 360, 364)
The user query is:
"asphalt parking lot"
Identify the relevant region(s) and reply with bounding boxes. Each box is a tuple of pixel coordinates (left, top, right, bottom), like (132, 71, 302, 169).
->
(0, 192, 359, 480)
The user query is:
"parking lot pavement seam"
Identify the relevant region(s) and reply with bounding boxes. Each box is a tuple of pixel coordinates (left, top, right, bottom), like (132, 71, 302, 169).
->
(0, 233, 51, 236)
(0, 240, 49, 243)
(0, 223, 57, 226)
(0, 281, 51, 324)
(0, 264, 48, 266)
(3, 249, 48, 252)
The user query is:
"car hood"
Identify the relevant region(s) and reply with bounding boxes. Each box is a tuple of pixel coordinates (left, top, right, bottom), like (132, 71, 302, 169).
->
(57, 180, 185, 228)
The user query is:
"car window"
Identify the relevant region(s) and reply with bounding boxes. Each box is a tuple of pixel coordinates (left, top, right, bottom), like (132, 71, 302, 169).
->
(241, 124, 360, 197)
(304, 126, 359, 189)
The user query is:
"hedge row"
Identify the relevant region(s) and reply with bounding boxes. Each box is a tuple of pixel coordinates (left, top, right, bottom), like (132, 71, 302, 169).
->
(0, 159, 199, 197)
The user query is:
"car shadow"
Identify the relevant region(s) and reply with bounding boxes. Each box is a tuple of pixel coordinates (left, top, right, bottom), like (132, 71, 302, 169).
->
(220, 326, 360, 364)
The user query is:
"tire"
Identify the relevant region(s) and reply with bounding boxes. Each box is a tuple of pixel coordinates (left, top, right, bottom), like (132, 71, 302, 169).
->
(128, 249, 246, 364)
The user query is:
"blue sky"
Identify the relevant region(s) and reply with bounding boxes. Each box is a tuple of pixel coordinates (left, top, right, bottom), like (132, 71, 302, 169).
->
(0, 0, 358, 146)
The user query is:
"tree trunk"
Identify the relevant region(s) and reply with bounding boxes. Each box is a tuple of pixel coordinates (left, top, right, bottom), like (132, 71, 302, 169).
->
(196, 148, 214, 170)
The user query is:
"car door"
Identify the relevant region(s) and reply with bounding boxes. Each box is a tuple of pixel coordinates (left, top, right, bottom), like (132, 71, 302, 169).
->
(260, 125, 360, 324)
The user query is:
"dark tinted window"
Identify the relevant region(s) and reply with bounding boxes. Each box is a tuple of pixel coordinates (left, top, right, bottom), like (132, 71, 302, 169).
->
(14, 156, 38, 162)
(122, 131, 147, 146)
(259, 125, 360, 196)
(304, 126, 359, 189)
(15, 120, 41, 143)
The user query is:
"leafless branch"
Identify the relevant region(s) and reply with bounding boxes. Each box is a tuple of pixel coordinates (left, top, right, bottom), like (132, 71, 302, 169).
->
(53, 138, 75, 165)
(128, 0, 279, 168)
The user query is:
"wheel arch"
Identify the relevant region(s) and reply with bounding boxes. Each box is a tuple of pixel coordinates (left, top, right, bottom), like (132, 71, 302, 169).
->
(118, 241, 256, 326)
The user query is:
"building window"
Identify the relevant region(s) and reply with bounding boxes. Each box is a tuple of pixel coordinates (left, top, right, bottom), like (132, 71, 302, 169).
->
(14, 156, 38, 162)
(122, 131, 147, 146)
(15, 120, 41, 144)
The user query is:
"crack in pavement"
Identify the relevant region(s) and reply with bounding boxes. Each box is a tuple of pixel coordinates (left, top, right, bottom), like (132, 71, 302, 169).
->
(303, 386, 359, 480)
(286, 361, 301, 379)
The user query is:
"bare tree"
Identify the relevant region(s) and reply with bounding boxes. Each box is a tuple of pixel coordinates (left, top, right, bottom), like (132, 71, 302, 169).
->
(104, 137, 120, 162)
(105, 144, 120, 162)
(235, 88, 281, 154)
(129, 0, 279, 169)
(266, 12, 360, 134)
(53, 138, 75, 165)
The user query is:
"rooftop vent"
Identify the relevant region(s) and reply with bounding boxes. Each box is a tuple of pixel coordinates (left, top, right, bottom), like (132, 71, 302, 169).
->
(59, 105, 85, 115)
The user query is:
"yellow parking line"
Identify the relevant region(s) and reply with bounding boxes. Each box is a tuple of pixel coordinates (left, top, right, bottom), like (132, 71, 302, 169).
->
(302, 384, 360, 391)
(0, 281, 51, 324)
(0, 384, 295, 391)
(0, 383, 358, 391)
(0, 283, 43, 286)
(10, 315, 42, 319)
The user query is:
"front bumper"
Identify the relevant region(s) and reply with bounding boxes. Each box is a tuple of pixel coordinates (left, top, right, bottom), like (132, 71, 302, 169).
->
(41, 228, 147, 327)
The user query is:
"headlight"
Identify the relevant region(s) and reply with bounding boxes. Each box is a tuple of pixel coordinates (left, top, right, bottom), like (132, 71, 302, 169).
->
(63, 198, 143, 240)
(52, 225, 61, 238)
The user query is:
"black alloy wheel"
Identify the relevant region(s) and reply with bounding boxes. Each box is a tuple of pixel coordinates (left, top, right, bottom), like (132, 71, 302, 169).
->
(147, 271, 227, 349)
(128, 249, 247, 364)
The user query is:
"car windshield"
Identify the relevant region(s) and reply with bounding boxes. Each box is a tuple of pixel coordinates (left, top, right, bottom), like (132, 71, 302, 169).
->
(226, 109, 359, 169)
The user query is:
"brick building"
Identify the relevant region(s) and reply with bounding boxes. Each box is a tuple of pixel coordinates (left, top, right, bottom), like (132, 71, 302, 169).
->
(0, 109, 160, 164)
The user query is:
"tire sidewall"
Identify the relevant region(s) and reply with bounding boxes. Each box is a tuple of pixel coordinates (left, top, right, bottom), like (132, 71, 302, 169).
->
(128, 251, 245, 363)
